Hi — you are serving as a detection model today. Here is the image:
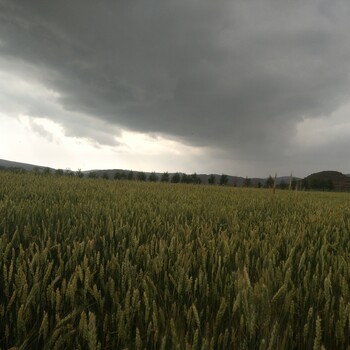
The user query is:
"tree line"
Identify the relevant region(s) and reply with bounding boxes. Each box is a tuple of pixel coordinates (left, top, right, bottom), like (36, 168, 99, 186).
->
(0, 166, 230, 185)
(0, 166, 335, 190)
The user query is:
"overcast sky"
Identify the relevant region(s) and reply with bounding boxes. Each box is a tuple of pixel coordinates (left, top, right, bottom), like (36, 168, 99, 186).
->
(1, 0, 350, 177)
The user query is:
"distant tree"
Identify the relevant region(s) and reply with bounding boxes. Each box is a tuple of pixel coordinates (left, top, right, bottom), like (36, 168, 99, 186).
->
(181, 173, 193, 184)
(76, 168, 84, 178)
(137, 172, 146, 181)
(88, 171, 98, 179)
(191, 173, 201, 184)
(102, 172, 109, 180)
(127, 171, 134, 180)
(244, 177, 251, 187)
(220, 174, 228, 186)
(161, 172, 170, 182)
(114, 171, 122, 180)
(148, 172, 158, 182)
(65, 168, 74, 177)
(55, 169, 64, 176)
(291, 179, 297, 190)
(171, 172, 181, 183)
(266, 175, 274, 188)
(208, 174, 216, 185)
(43, 167, 51, 175)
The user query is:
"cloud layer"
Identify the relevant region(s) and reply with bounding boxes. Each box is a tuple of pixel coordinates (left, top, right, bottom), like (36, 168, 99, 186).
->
(1, 0, 350, 175)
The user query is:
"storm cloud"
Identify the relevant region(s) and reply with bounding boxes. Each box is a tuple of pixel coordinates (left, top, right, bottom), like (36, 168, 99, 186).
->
(1, 0, 350, 175)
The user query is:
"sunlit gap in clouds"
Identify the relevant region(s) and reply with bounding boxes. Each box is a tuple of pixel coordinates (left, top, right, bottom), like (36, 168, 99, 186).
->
(1, 112, 206, 172)
(117, 130, 203, 157)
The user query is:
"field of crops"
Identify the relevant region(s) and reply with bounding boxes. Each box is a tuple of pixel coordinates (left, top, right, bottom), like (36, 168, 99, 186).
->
(0, 172, 350, 349)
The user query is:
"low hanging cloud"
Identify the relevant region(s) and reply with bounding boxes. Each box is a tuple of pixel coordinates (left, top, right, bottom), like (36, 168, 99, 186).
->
(1, 0, 350, 175)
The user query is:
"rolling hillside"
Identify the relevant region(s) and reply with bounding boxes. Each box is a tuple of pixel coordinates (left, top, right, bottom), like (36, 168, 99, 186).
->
(305, 170, 350, 191)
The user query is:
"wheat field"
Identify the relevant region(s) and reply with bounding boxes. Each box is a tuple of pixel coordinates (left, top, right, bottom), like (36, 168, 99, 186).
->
(0, 172, 349, 349)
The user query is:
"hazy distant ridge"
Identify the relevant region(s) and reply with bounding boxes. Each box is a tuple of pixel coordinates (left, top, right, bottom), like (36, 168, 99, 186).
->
(0, 159, 55, 171)
(0, 158, 302, 185)
(0, 159, 350, 190)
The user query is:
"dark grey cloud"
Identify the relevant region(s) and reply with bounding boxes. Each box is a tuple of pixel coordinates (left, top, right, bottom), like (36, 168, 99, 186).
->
(1, 0, 350, 175)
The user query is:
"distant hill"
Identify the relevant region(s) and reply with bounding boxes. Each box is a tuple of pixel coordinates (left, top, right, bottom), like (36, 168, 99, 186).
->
(0, 158, 301, 186)
(0, 159, 54, 172)
(305, 171, 350, 191)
